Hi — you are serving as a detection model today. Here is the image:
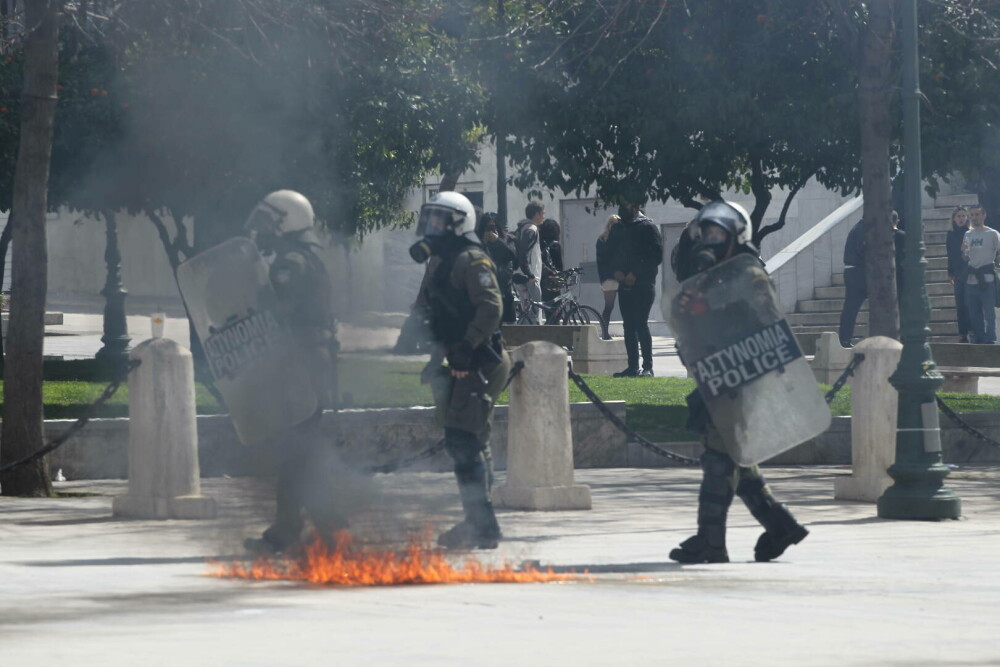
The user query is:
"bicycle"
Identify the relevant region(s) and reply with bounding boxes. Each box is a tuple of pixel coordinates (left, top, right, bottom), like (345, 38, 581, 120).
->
(513, 267, 607, 335)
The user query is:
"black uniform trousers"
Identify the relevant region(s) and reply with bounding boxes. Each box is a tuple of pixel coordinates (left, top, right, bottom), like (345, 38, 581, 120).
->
(838, 266, 866, 346)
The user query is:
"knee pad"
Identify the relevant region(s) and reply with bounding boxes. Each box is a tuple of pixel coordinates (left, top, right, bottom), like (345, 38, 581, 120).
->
(700, 448, 736, 478)
(444, 427, 486, 466)
(736, 476, 774, 512)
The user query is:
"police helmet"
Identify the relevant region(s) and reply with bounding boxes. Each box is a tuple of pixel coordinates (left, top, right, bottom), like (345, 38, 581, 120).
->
(689, 200, 752, 247)
(245, 190, 320, 244)
(416, 191, 478, 241)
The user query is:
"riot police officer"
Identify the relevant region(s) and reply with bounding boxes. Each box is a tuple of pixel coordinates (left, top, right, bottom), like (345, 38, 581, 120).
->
(242, 190, 343, 554)
(411, 191, 512, 550)
(669, 201, 809, 564)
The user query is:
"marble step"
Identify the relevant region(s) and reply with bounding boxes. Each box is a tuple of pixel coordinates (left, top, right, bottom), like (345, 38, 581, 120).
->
(792, 320, 959, 337)
(813, 281, 954, 299)
(786, 308, 958, 326)
(798, 294, 955, 313)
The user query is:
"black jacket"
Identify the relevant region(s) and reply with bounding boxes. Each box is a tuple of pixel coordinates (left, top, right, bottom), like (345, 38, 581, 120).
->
(947, 223, 969, 282)
(607, 213, 663, 287)
(843, 219, 866, 268)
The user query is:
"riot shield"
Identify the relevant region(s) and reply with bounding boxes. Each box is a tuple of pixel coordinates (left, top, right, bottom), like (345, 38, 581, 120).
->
(666, 253, 830, 465)
(177, 237, 319, 446)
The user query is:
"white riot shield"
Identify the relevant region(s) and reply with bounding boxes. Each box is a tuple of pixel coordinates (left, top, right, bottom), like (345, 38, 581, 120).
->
(666, 254, 830, 465)
(177, 237, 319, 446)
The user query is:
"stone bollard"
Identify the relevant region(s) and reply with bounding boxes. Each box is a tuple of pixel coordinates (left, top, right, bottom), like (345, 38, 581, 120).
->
(811, 331, 855, 384)
(113, 338, 217, 519)
(494, 341, 592, 510)
(834, 336, 903, 502)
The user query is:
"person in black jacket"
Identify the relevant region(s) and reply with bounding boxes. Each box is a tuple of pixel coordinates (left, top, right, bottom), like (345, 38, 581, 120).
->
(838, 219, 867, 348)
(539, 218, 564, 302)
(476, 212, 517, 323)
(607, 203, 663, 377)
(838, 213, 905, 348)
(946, 207, 971, 342)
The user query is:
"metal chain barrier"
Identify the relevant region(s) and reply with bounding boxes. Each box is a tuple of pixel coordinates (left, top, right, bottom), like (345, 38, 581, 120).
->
(0, 359, 141, 475)
(366, 361, 525, 475)
(366, 438, 447, 474)
(824, 353, 865, 404)
(935, 395, 1000, 451)
(567, 363, 700, 465)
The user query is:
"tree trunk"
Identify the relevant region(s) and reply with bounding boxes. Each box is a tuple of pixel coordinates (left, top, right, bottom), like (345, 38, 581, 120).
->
(0, 213, 13, 358)
(438, 169, 462, 193)
(1, 1, 61, 497)
(858, 0, 900, 340)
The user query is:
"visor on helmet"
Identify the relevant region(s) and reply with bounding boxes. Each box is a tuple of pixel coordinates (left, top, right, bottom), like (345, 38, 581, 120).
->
(695, 220, 732, 246)
(244, 201, 285, 236)
(417, 204, 466, 237)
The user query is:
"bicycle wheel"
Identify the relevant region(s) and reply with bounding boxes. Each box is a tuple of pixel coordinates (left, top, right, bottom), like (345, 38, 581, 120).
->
(516, 300, 539, 325)
(564, 304, 604, 329)
(577, 304, 610, 338)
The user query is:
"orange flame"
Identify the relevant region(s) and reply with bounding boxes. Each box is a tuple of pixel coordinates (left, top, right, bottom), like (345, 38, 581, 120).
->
(212, 532, 578, 586)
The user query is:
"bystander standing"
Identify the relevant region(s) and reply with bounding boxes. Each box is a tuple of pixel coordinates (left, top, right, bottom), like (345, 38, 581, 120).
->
(946, 207, 971, 342)
(607, 203, 662, 377)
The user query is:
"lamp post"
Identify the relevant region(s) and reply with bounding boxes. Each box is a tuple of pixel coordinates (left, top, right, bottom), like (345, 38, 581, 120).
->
(94, 211, 131, 362)
(877, 0, 960, 519)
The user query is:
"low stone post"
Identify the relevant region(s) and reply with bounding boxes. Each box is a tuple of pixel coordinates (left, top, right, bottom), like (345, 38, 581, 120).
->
(834, 336, 903, 502)
(113, 338, 217, 519)
(495, 341, 591, 510)
(811, 332, 855, 384)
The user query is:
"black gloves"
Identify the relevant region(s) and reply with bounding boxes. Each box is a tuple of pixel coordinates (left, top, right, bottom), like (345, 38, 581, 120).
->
(447, 339, 477, 372)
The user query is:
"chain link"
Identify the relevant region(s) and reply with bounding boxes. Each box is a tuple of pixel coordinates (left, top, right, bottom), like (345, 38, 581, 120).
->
(366, 438, 447, 474)
(824, 353, 865, 404)
(0, 359, 141, 475)
(365, 360, 525, 475)
(935, 395, 1000, 451)
(567, 364, 700, 465)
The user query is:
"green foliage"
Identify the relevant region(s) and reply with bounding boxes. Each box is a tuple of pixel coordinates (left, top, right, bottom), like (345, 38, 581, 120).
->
(476, 0, 864, 242)
(918, 1, 1000, 196)
(464, 0, 1000, 243)
(2, 1, 486, 241)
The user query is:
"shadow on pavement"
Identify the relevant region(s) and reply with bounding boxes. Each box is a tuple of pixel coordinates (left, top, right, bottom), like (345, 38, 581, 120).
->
(22, 555, 217, 567)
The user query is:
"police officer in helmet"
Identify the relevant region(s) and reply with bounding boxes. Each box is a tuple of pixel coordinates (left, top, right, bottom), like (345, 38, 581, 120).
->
(412, 191, 512, 550)
(243, 190, 343, 554)
(670, 200, 809, 564)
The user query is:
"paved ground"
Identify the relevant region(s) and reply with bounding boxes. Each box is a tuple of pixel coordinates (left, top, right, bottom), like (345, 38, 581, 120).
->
(5, 301, 996, 664)
(1, 466, 998, 665)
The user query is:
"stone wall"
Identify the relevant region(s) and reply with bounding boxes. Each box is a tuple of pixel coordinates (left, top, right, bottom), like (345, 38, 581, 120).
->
(42, 401, 629, 480)
(32, 405, 1000, 479)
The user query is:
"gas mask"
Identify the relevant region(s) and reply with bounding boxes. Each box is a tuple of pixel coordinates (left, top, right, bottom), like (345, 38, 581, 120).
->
(690, 222, 733, 272)
(409, 238, 434, 263)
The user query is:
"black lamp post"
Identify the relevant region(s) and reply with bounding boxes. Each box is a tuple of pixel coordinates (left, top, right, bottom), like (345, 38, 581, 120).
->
(94, 211, 131, 362)
(877, 0, 960, 519)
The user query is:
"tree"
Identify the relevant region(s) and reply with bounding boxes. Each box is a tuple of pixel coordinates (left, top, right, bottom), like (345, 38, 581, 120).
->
(460, 0, 864, 246)
(81, 0, 485, 250)
(840, 0, 901, 339)
(917, 1, 1000, 223)
(1, 0, 61, 497)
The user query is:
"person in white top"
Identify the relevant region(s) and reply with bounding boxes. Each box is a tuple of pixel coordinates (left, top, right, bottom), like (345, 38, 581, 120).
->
(513, 201, 545, 321)
(961, 205, 1000, 343)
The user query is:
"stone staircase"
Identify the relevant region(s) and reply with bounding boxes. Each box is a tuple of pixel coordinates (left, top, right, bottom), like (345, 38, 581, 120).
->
(787, 193, 978, 344)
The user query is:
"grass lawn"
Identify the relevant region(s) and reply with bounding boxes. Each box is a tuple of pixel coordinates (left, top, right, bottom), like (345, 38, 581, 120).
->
(7, 356, 1000, 442)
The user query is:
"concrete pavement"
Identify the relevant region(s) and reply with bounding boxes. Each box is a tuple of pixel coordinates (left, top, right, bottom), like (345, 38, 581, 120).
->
(1, 466, 999, 665)
(9, 302, 997, 664)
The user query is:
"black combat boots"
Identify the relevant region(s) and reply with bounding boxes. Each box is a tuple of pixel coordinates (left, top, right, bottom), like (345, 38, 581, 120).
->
(736, 477, 809, 562)
(438, 449, 502, 550)
(669, 449, 734, 564)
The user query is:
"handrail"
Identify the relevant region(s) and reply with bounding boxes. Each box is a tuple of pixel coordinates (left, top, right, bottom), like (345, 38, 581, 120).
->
(764, 196, 863, 274)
